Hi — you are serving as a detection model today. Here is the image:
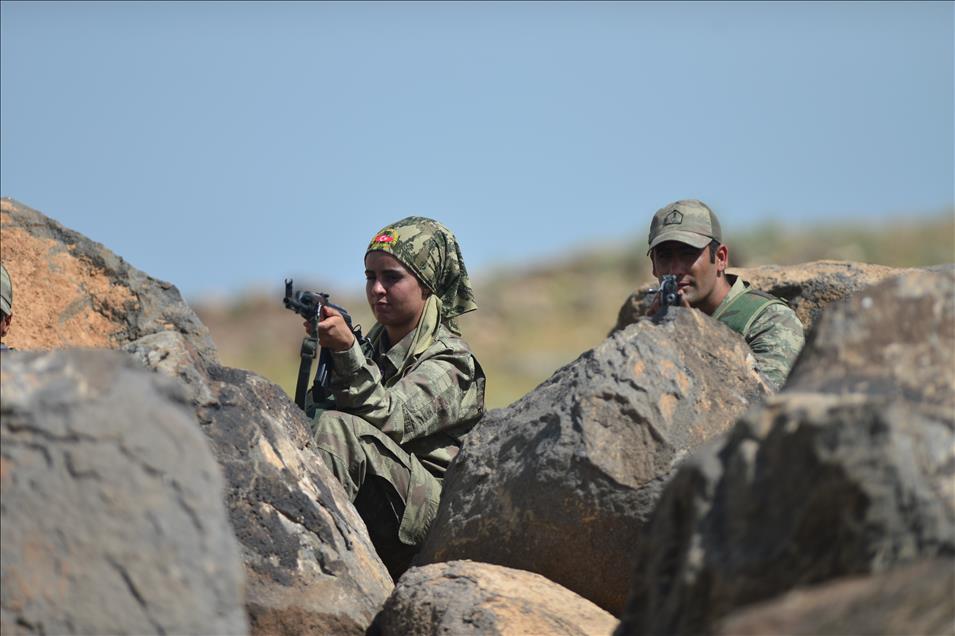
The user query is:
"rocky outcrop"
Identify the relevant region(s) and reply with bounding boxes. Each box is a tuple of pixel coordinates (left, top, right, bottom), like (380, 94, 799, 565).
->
(1, 200, 394, 634)
(0, 197, 215, 359)
(612, 261, 926, 334)
(715, 558, 955, 636)
(417, 308, 768, 615)
(784, 268, 955, 404)
(369, 561, 617, 636)
(126, 332, 393, 635)
(0, 350, 247, 635)
(616, 269, 955, 636)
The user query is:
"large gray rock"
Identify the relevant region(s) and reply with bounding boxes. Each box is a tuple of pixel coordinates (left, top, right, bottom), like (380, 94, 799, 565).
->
(612, 261, 928, 335)
(1, 199, 394, 634)
(417, 308, 768, 615)
(370, 561, 617, 636)
(715, 558, 955, 636)
(0, 350, 247, 635)
(127, 331, 394, 635)
(785, 268, 955, 405)
(616, 269, 955, 636)
(0, 197, 216, 359)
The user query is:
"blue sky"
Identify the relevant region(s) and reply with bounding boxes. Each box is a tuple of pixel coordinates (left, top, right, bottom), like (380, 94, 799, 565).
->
(2, 1, 952, 298)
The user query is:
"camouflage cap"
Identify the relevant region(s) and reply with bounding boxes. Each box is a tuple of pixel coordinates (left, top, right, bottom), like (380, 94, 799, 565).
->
(366, 216, 478, 320)
(647, 199, 723, 254)
(1, 263, 11, 315)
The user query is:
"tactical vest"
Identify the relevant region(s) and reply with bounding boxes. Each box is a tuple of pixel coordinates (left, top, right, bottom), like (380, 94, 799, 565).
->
(714, 288, 786, 337)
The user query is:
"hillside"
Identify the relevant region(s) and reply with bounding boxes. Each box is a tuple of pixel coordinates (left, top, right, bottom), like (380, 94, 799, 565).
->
(194, 213, 954, 408)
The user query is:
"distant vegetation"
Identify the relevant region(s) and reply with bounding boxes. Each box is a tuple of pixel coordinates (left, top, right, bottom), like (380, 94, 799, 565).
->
(194, 212, 953, 409)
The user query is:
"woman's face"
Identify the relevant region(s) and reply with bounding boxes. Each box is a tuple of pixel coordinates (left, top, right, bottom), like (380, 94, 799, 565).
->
(364, 251, 429, 336)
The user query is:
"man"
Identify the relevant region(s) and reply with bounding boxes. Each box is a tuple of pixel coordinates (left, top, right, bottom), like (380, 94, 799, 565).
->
(0, 263, 12, 351)
(646, 199, 804, 391)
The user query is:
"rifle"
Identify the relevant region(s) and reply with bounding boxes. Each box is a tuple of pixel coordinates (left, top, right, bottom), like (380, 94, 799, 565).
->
(283, 279, 364, 411)
(646, 274, 680, 318)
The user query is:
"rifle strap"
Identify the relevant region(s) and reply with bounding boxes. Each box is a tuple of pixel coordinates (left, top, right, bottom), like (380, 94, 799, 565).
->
(294, 336, 318, 410)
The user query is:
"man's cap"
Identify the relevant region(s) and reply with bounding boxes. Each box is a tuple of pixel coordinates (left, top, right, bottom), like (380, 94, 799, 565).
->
(647, 199, 722, 254)
(0, 263, 11, 315)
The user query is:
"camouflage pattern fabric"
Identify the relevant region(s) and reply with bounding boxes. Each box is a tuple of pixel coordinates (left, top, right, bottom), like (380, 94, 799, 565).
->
(647, 199, 722, 253)
(712, 275, 805, 391)
(1, 263, 12, 316)
(311, 316, 485, 569)
(366, 216, 477, 322)
(311, 410, 439, 579)
(312, 216, 483, 574)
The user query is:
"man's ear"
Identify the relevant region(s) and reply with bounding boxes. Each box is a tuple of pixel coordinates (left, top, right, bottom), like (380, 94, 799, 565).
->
(649, 250, 658, 278)
(717, 244, 729, 274)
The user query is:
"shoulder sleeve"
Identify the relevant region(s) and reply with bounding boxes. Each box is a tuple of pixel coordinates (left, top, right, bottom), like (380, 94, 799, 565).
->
(745, 303, 806, 392)
(327, 336, 485, 445)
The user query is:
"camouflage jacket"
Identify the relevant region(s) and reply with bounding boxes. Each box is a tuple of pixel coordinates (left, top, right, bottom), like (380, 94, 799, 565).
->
(711, 275, 805, 391)
(327, 322, 485, 478)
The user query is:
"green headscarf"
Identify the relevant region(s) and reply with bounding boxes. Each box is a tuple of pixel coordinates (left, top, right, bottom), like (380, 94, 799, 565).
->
(366, 216, 478, 324)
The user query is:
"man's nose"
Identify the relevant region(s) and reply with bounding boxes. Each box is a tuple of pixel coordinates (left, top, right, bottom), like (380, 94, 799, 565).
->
(369, 279, 386, 295)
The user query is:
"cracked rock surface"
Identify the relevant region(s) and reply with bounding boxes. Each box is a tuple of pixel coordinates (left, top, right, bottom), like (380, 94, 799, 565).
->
(0, 349, 248, 635)
(126, 331, 394, 635)
(416, 308, 768, 615)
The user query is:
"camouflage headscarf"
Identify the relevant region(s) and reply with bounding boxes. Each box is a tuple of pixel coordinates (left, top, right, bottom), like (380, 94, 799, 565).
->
(366, 216, 477, 322)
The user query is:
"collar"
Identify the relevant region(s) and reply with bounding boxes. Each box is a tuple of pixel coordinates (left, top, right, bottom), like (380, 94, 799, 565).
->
(373, 328, 416, 379)
(711, 274, 749, 321)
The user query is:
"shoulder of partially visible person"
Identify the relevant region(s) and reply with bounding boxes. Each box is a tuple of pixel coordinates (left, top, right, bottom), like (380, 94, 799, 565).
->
(743, 299, 805, 391)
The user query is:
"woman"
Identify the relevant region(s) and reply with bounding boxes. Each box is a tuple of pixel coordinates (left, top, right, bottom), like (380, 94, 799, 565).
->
(309, 216, 485, 579)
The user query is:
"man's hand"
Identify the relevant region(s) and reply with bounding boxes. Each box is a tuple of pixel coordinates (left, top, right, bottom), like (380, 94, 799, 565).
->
(316, 305, 356, 352)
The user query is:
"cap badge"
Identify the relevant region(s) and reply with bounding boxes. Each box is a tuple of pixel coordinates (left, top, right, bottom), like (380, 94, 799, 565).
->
(663, 210, 684, 226)
(369, 228, 398, 250)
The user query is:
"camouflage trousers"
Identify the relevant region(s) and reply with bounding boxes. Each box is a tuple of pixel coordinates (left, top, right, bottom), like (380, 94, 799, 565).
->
(311, 410, 442, 580)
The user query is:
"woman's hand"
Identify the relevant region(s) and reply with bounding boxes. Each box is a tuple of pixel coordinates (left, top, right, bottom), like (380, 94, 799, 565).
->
(316, 305, 356, 352)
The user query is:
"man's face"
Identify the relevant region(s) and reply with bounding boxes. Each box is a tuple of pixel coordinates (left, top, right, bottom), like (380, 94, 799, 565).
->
(650, 240, 726, 308)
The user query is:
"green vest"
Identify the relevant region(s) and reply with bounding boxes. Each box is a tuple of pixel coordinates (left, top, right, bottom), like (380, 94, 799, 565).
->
(713, 288, 786, 337)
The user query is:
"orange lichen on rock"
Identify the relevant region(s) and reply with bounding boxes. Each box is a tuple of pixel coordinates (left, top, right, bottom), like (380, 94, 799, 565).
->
(0, 209, 136, 351)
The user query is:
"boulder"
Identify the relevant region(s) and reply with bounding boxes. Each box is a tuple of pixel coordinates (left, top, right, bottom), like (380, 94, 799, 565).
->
(416, 307, 768, 615)
(715, 558, 955, 636)
(0, 197, 215, 359)
(126, 331, 394, 635)
(369, 561, 617, 636)
(0, 350, 248, 635)
(616, 269, 955, 636)
(612, 261, 926, 335)
(785, 268, 955, 405)
(2, 199, 394, 634)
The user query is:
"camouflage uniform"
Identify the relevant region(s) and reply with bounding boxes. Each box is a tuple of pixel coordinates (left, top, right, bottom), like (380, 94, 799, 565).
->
(1, 263, 12, 352)
(647, 200, 805, 391)
(711, 274, 805, 391)
(311, 217, 485, 580)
